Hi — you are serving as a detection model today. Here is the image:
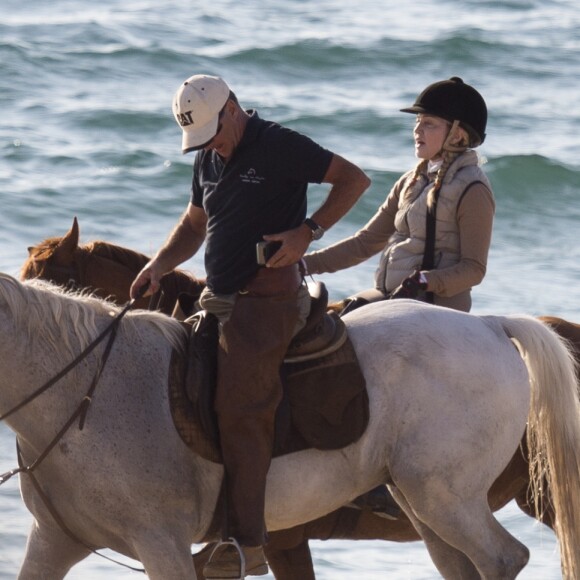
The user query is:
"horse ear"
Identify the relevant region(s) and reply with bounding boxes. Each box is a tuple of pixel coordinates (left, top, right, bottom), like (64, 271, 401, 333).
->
(52, 217, 80, 265)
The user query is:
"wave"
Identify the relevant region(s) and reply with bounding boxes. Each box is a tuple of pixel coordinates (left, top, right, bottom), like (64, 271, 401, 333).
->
(487, 154, 580, 201)
(335, 156, 580, 233)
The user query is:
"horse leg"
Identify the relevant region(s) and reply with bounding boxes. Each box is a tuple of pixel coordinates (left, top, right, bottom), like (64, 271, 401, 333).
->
(392, 489, 481, 579)
(514, 482, 555, 529)
(265, 539, 315, 580)
(135, 537, 196, 580)
(18, 523, 90, 580)
(395, 480, 529, 580)
(413, 524, 482, 580)
(261, 505, 418, 580)
(193, 536, 316, 580)
(192, 544, 214, 578)
(506, 436, 556, 530)
(486, 434, 555, 529)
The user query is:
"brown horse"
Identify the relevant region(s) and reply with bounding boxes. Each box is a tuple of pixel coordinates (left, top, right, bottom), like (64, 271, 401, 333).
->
(22, 218, 577, 580)
(21, 217, 205, 315)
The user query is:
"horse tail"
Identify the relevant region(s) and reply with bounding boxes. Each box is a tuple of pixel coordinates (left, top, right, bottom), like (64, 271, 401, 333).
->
(499, 315, 580, 579)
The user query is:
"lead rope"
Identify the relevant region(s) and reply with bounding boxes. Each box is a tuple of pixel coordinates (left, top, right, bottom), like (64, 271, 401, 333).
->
(0, 287, 150, 573)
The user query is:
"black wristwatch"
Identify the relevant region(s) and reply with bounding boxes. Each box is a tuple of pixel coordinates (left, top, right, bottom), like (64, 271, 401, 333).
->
(304, 218, 325, 241)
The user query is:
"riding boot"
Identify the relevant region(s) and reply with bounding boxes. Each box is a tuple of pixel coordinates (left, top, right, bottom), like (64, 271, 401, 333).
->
(339, 296, 370, 316)
(338, 288, 386, 317)
(349, 485, 402, 519)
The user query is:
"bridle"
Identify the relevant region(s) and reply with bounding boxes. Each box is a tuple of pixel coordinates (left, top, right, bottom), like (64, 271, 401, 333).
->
(0, 289, 148, 573)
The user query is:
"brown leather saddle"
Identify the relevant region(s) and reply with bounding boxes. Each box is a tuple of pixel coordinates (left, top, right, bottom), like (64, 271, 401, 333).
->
(167, 282, 369, 463)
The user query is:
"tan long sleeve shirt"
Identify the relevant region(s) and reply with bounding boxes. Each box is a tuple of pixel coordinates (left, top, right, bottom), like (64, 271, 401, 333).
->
(304, 157, 495, 312)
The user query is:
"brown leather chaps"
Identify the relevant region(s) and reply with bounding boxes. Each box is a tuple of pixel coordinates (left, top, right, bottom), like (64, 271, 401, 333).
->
(215, 267, 300, 546)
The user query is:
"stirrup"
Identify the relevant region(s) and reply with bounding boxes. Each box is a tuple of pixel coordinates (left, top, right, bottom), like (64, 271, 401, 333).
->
(207, 537, 246, 580)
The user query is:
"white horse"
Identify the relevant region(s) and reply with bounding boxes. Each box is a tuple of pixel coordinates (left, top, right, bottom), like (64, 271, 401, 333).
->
(0, 272, 578, 580)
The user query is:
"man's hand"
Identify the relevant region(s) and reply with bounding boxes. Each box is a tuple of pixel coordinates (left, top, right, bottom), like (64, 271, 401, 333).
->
(130, 262, 162, 299)
(261, 224, 312, 267)
(390, 270, 428, 300)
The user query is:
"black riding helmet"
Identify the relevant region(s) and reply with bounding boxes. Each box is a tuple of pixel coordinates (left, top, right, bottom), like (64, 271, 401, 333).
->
(401, 77, 487, 146)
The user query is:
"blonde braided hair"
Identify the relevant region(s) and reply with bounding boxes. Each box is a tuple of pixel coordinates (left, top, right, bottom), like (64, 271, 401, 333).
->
(428, 120, 470, 208)
(399, 159, 427, 209)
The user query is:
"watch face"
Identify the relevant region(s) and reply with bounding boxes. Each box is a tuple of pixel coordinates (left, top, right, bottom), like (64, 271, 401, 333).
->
(311, 226, 324, 240)
(305, 218, 324, 240)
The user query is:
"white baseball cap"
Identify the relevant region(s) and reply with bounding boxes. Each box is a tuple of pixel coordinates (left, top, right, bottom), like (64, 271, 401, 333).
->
(172, 74, 231, 154)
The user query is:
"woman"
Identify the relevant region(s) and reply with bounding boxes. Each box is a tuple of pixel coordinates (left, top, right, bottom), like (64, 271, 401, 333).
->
(304, 78, 495, 517)
(304, 77, 494, 313)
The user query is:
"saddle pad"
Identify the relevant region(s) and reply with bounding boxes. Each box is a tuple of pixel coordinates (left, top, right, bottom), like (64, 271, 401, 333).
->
(167, 336, 369, 463)
(168, 348, 222, 463)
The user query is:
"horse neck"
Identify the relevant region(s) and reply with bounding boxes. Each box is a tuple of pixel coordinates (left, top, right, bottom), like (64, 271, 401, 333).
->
(0, 330, 81, 446)
(83, 255, 137, 305)
(83, 243, 204, 313)
(81, 243, 149, 307)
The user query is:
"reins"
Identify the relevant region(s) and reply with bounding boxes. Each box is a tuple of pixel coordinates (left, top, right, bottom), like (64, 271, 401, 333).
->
(0, 285, 150, 574)
(0, 298, 128, 427)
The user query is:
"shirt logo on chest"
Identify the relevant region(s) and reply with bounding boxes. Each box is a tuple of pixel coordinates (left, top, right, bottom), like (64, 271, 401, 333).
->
(240, 168, 265, 184)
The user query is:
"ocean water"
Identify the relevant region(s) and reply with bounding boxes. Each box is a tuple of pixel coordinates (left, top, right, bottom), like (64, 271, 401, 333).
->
(1, 0, 579, 577)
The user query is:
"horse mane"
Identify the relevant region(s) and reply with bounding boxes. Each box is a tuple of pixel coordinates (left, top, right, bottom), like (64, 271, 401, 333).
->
(0, 274, 186, 365)
(86, 241, 202, 286)
(85, 241, 150, 272)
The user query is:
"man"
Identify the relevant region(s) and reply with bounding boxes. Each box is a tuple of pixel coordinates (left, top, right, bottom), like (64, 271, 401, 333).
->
(130, 74, 370, 579)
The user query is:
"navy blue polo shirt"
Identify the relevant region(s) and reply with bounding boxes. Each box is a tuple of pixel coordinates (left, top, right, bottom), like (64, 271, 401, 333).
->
(191, 111, 333, 294)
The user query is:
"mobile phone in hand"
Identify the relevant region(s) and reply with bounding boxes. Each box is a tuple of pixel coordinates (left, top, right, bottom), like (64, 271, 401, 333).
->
(256, 241, 282, 265)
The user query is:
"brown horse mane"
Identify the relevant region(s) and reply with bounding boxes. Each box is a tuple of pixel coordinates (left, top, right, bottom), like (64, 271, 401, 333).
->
(82, 241, 204, 289)
(85, 240, 150, 273)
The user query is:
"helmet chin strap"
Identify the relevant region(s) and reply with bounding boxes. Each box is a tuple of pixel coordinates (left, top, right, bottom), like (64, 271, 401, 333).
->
(441, 120, 466, 153)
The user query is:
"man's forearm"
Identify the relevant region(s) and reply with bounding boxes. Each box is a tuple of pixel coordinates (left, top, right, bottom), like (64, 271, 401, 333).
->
(312, 178, 368, 229)
(152, 213, 205, 273)
(313, 155, 370, 230)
